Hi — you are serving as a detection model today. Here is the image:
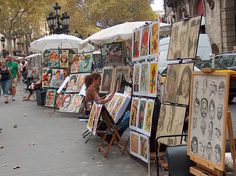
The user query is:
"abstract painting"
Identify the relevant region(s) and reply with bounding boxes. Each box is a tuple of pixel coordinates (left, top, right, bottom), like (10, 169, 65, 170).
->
(71, 54, 83, 73)
(79, 53, 93, 73)
(150, 21, 160, 58)
(48, 49, 60, 68)
(50, 69, 64, 88)
(140, 25, 150, 57)
(156, 104, 186, 146)
(100, 66, 114, 93)
(60, 50, 69, 68)
(45, 89, 57, 107)
(42, 68, 52, 88)
(188, 72, 229, 171)
(132, 28, 141, 61)
(139, 63, 150, 95)
(149, 62, 158, 97)
(133, 64, 140, 95)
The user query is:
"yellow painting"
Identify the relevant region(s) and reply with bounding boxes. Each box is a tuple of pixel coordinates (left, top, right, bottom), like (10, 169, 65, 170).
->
(130, 132, 139, 155)
(150, 22, 159, 57)
(144, 100, 154, 135)
(149, 63, 158, 96)
(140, 135, 148, 161)
(111, 96, 125, 119)
(87, 103, 96, 132)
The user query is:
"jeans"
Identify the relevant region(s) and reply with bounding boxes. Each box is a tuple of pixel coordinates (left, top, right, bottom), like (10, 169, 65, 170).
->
(0, 80, 10, 97)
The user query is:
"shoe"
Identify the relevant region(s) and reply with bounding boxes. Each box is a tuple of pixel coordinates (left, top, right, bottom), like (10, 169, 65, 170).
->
(12, 99, 15, 101)
(5, 101, 8, 104)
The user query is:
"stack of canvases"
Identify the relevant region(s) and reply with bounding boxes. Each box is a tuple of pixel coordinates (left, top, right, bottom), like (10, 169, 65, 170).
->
(155, 16, 202, 147)
(129, 21, 159, 163)
(58, 52, 93, 113)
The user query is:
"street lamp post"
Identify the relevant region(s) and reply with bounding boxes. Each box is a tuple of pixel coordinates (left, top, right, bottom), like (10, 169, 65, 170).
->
(47, 3, 70, 35)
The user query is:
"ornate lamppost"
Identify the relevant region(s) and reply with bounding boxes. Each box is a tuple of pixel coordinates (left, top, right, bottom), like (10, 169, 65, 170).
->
(47, 3, 70, 34)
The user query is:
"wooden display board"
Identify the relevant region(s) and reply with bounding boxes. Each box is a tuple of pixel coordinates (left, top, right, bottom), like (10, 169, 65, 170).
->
(187, 72, 230, 171)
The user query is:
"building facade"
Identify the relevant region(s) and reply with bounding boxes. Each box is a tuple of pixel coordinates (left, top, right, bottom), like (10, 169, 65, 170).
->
(163, 0, 236, 54)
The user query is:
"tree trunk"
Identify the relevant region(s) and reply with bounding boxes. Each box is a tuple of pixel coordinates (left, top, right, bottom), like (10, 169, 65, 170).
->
(6, 38, 13, 55)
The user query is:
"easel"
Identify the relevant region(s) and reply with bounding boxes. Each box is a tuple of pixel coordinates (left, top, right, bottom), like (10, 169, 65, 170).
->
(190, 112, 236, 176)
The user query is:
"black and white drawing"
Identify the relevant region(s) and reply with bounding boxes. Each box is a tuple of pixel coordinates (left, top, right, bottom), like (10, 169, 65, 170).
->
(217, 104, 223, 120)
(192, 117, 198, 129)
(200, 98, 208, 118)
(191, 136, 198, 154)
(218, 81, 225, 98)
(209, 99, 215, 119)
(193, 98, 200, 115)
(208, 121, 213, 140)
(210, 81, 217, 96)
(206, 141, 212, 160)
(214, 144, 222, 164)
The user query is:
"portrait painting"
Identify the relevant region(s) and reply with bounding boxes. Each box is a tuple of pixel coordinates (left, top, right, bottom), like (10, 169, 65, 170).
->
(50, 69, 64, 88)
(143, 99, 155, 136)
(87, 103, 97, 132)
(48, 49, 60, 68)
(133, 64, 141, 95)
(156, 104, 186, 146)
(132, 28, 141, 61)
(66, 74, 79, 92)
(66, 94, 83, 113)
(42, 68, 52, 88)
(149, 63, 158, 97)
(139, 63, 150, 95)
(60, 50, 69, 68)
(150, 22, 159, 58)
(76, 74, 87, 93)
(105, 42, 123, 63)
(188, 72, 229, 171)
(130, 131, 140, 157)
(140, 25, 150, 57)
(71, 54, 83, 73)
(59, 94, 73, 112)
(100, 66, 114, 93)
(130, 97, 139, 128)
(45, 89, 57, 107)
(79, 53, 93, 73)
(163, 63, 194, 105)
(55, 91, 65, 109)
(139, 134, 149, 162)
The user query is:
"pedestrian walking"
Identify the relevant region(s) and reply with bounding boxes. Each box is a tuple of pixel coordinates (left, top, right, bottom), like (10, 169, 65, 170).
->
(6, 55, 20, 101)
(0, 60, 13, 103)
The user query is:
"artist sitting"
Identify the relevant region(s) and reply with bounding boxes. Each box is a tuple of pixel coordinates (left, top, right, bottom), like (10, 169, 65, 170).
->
(23, 80, 42, 101)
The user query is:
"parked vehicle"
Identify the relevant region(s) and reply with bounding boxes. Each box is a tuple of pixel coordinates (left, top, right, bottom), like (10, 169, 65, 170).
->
(215, 52, 236, 71)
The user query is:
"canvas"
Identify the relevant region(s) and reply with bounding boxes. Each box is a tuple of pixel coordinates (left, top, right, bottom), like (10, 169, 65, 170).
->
(139, 63, 150, 95)
(87, 103, 97, 132)
(130, 97, 139, 128)
(106, 93, 119, 113)
(167, 16, 201, 60)
(71, 54, 83, 73)
(139, 134, 149, 162)
(105, 43, 123, 63)
(150, 22, 160, 58)
(156, 104, 186, 146)
(79, 53, 93, 73)
(100, 66, 114, 93)
(48, 49, 60, 68)
(132, 28, 141, 61)
(140, 25, 150, 57)
(113, 67, 123, 92)
(143, 99, 155, 136)
(59, 94, 73, 112)
(133, 64, 140, 95)
(42, 68, 52, 88)
(55, 91, 65, 109)
(137, 98, 147, 130)
(66, 94, 83, 113)
(149, 63, 158, 97)
(92, 103, 103, 135)
(50, 69, 64, 88)
(163, 63, 194, 105)
(45, 89, 57, 107)
(60, 50, 69, 68)
(188, 72, 229, 171)
(130, 131, 140, 157)
(66, 74, 79, 92)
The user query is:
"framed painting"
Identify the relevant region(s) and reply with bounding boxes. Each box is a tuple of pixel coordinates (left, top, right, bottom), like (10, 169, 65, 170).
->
(156, 104, 186, 146)
(139, 134, 150, 162)
(139, 63, 150, 95)
(150, 21, 160, 58)
(71, 54, 83, 73)
(42, 68, 52, 88)
(60, 50, 69, 68)
(162, 63, 194, 105)
(143, 99, 155, 136)
(167, 16, 201, 60)
(133, 64, 141, 95)
(55, 91, 65, 109)
(79, 53, 93, 73)
(100, 66, 115, 93)
(140, 25, 150, 57)
(50, 69, 64, 88)
(105, 42, 123, 63)
(188, 72, 230, 171)
(148, 62, 158, 97)
(132, 28, 141, 61)
(59, 94, 73, 112)
(48, 49, 60, 68)
(130, 131, 140, 157)
(45, 89, 57, 107)
(129, 97, 139, 129)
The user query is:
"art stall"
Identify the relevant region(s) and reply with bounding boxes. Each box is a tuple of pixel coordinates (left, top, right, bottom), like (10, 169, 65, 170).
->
(25, 53, 43, 80)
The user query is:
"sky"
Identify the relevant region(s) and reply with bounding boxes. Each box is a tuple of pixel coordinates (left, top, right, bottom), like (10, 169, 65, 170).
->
(151, 0, 164, 11)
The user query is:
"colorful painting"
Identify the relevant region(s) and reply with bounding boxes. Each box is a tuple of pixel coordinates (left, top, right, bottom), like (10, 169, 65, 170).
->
(100, 66, 114, 93)
(55, 91, 65, 109)
(130, 131, 140, 156)
(156, 104, 186, 146)
(132, 28, 141, 61)
(143, 99, 154, 136)
(130, 97, 139, 128)
(92, 103, 103, 135)
(188, 72, 229, 171)
(149, 63, 158, 97)
(66, 74, 87, 93)
(140, 134, 149, 162)
(45, 89, 57, 107)
(140, 25, 150, 57)
(163, 63, 194, 105)
(87, 103, 96, 132)
(105, 43, 123, 63)
(59, 94, 73, 112)
(79, 53, 93, 73)
(113, 67, 123, 92)
(137, 99, 147, 130)
(71, 54, 83, 73)
(60, 50, 69, 68)
(106, 93, 119, 113)
(48, 49, 60, 68)
(133, 64, 140, 95)
(42, 68, 52, 88)
(66, 94, 83, 113)
(50, 69, 64, 88)
(139, 63, 150, 95)
(150, 21, 160, 58)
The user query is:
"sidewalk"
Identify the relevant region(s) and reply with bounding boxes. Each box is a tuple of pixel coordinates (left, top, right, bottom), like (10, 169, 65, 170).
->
(0, 83, 149, 176)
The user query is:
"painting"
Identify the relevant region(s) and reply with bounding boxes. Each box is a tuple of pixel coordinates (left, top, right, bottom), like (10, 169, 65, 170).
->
(92, 103, 103, 135)
(50, 69, 64, 88)
(140, 25, 150, 57)
(162, 63, 194, 105)
(66, 74, 87, 93)
(59, 94, 73, 112)
(188, 72, 229, 171)
(149, 62, 158, 97)
(60, 50, 69, 68)
(100, 66, 114, 93)
(59, 94, 83, 113)
(130, 131, 140, 157)
(143, 99, 155, 136)
(139, 134, 149, 162)
(156, 104, 186, 146)
(42, 68, 52, 88)
(137, 98, 147, 130)
(79, 53, 93, 73)
(139, 63, 150, 95)
(48, 49, 60, 68)
(87, 103, 97, 132)
(105, 42, 123, 63)
(130, 97, 139, 128)
(150, 21, 160, 58)
(168, 16, 201, 60)
(113, 67, 124, 92)
(132, 28, 141, 61)
(45, 89, 57, 107)
(55, 91, 65, 109)
(71, 54, 83, 73)
(133, 64, 140, 95)
(106, 93, 119, 113)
